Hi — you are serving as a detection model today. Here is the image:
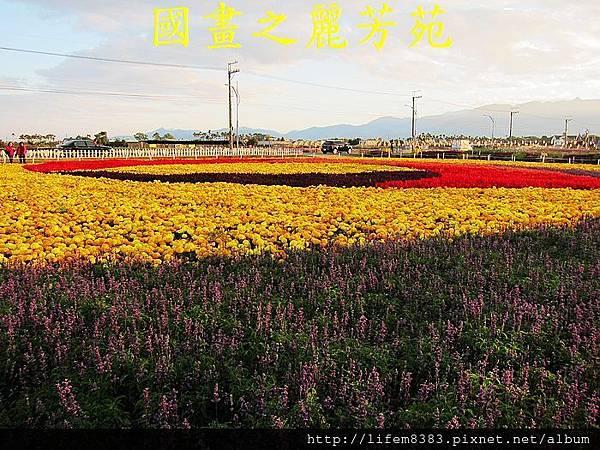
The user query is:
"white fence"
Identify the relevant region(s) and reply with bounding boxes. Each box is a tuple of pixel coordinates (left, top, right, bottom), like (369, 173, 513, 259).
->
(2, 146, 305, 163)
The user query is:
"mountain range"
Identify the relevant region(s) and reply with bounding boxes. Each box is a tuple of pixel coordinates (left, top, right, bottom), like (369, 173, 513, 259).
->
(141, 99, 600, 141)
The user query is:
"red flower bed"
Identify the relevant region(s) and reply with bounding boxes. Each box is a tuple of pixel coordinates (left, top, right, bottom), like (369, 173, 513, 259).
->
(26, 158, 600, 189)
(376, 162, 600, 189)
(26, 158, 295, 173)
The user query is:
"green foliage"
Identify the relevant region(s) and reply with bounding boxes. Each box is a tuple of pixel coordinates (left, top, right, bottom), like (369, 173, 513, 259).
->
(94, 131, 109, 145)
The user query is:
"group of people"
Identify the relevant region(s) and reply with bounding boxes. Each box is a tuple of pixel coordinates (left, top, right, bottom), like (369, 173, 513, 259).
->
(4, 142, 28, 164)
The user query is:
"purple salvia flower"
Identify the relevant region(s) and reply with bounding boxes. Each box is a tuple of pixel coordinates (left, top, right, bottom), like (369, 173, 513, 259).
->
(56, 379, 82, 417)
(446, 416, 461, 429)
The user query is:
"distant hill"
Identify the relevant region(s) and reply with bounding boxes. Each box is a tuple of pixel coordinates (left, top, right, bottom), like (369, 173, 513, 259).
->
(284, 117, 410, 140)
(143, 99, 600, 141)
(284, 99, 600, 140)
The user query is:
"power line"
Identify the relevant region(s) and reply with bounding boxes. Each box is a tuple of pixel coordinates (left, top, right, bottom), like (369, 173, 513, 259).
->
(244, 71, 412, 97)
(0, 83, 408, 119)
(0, 45, 413, 98)
(0, 46, 223, 71)
(245, 100, 398, 118)
(41, 73, 212, 93)
(0, 84, 223, 103)
(424, 98, 514, 114)
(2, 45, 598, 133)
(4, 82, 596, 135)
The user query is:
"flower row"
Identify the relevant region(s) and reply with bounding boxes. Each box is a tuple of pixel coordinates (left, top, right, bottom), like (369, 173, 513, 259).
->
(67, 168, 435, 188)
(103, 162, 413, 175)
(377, 161, 600, 189)
(1, 164, 599, 265)
(29, 157, 600, 189)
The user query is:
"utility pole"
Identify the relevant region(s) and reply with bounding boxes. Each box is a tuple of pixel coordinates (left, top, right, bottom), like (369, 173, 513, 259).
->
(509, 111, 519, 140)
(227, 61, 239, 152)
(406, 91, 422, 154)
(563, 117, 573, 148)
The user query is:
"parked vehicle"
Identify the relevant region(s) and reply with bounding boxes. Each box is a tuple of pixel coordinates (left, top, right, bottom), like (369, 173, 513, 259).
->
(58, 140, 111, 152)
(321, 140, 353, 154)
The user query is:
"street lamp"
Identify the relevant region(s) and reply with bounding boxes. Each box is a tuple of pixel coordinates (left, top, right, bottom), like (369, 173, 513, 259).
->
(563, 117, 573, 149)
(232, 83, 240, 150)
(226, 83, 240, 150)
(227, 61, 239, 152)
(484, 115, 495, 140)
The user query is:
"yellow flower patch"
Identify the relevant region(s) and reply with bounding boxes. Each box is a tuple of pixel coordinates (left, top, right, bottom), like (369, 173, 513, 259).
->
(0, 164, 599, 265)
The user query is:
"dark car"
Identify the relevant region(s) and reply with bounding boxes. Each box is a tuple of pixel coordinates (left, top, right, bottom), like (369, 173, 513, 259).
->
(321, 140, 353, 154)
(58, 140, 111, 152)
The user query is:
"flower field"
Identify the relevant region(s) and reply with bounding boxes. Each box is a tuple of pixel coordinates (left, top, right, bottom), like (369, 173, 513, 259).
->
(0, 161, 599, 264)
(70, 161, 430, 188)
(65, 167, 434, 188)
(102, 162, 415, 175)
(1, 157, 599, 429)
(1, 219, 598, 428)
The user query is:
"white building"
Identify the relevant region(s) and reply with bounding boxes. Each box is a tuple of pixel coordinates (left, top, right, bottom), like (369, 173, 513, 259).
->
(452, 139, 473, 152)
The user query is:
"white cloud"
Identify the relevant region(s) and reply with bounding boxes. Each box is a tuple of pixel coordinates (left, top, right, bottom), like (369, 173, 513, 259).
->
(1, 0, 599, 138)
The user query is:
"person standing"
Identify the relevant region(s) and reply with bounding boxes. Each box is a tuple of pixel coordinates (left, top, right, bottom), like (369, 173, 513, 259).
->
(17, 142, 27, 164)
(4, 142, 15, 163)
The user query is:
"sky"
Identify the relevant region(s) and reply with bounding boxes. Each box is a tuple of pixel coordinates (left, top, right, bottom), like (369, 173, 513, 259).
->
(1, 0, 599, 139)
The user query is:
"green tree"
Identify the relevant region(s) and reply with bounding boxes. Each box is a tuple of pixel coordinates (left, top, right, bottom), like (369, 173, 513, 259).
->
(94, 131, 109, 145)
(134, 132, 148, 142)
(111, 139, 127, 147)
